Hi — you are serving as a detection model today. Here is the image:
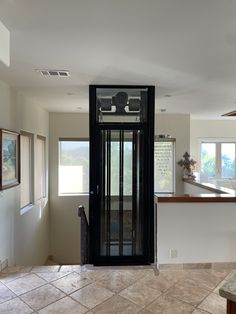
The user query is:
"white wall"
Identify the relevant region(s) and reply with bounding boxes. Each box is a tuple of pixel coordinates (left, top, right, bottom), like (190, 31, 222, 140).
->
(156, 114, 190, 194)
(0, 81, 49, 266)
(15, 94, 49, 266)
(191, 119, 236, 171)
(157, 201, 236, 264)
(49, 113, 89, 264)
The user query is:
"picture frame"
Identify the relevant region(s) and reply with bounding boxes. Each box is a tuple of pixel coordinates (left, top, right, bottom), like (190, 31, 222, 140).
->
(0, 129, 20, 190)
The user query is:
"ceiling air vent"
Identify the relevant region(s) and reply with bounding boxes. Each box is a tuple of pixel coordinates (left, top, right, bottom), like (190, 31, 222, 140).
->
(222, 110, 236, 117)
(36, 69, 70, 77)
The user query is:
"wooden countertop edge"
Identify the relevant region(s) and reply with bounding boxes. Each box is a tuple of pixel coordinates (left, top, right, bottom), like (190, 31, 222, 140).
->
(156, 194, 236, 202)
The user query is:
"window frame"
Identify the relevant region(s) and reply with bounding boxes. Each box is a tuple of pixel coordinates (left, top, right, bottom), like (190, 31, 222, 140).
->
(36, 135, 47, 201)
(154, 137, 176, 194)
(200, 138, 236, 179)
(58, 138, 89, 196)
(20, 130, 34, 209)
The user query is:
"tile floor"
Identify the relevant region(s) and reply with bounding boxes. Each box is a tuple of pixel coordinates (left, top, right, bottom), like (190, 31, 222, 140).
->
(0, 265, 231, 313)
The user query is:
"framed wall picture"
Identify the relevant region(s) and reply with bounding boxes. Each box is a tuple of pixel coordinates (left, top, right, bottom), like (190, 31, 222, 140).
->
(0, 129, 20, 190)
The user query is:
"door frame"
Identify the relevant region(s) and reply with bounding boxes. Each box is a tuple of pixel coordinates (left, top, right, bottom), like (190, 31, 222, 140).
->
(89, 85, 155, 265)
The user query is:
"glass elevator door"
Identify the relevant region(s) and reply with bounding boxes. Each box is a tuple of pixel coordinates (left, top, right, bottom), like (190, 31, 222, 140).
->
(100, 130, 144, 258)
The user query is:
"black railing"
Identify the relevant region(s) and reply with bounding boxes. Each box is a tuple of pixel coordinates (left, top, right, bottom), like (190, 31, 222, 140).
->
(78, 205, 89, 265)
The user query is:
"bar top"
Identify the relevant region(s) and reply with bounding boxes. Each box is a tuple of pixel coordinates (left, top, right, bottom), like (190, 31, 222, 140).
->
(156, 178, 236, 202)
(156, 193, 236, 202)
(219, 273, 236, 302)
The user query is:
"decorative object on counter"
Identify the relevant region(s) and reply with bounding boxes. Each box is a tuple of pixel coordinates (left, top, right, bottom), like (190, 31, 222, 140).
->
(0, 128, 20, 190)
(178, 152, 197, 179)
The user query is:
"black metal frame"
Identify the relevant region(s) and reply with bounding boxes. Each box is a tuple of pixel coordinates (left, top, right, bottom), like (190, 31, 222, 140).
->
(89, 85, 155, 265)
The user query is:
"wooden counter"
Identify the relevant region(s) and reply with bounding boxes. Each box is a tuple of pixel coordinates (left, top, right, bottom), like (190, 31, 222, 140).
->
(156, 179, 236, 203)
(156, 193, 236, 202)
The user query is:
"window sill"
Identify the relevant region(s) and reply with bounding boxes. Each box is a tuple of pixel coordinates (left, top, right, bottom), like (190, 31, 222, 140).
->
(36, 197, 48, 208)
(20, 203, 34, 216)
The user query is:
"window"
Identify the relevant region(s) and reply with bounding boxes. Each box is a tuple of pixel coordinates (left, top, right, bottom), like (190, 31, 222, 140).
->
(201, 141, 236, 178)
(59, 139, 89, 195)
(36, 135, 46, 200)
(154, 138, 175, 193)
(20, 131, 33, 208)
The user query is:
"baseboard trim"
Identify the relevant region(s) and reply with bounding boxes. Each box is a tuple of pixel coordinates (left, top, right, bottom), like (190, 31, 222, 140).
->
(159, 262, 236, 270)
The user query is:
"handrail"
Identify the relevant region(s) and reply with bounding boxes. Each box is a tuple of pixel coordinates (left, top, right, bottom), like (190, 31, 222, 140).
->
(78, 205, 89, 265)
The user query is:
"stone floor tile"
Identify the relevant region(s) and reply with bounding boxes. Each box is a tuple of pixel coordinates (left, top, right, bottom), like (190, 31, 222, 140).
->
(119, 281, 161, 308)
(6, 273, 46, 295)
(138, 273, 172, 293)
(70, 282, 114, 309)
(35, 271, 71, 282)
(51, 272, 92, 294)
(137, 309, 152, 314)
(97, 270, 140, 293)
(183, 269, 229, 291)
(20, 283, 65, 311)
(160, 270, 187, 284)
(80, 269, 115, 282)
(37, 296, 88, 314)
(146, 293, 194, 314)
(198, 292, 226, 314)
(2, 266, 32, 274)
(0, 297, 34, 314)
(0, 271, 29, 284)
(92, 295, 141, 313)
(0, 282, 16, 303)
(166, 282, 210, 307)
(31, 266, 60, 273)
(192, 310, 209, 314)
(59, 265, 82, 273)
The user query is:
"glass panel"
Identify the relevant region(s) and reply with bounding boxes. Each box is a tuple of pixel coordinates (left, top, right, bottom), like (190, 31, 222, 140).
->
(123, 136, 133, 256)
(59, 141, 89, 195)
(221, 143, 235, 178)
(100, 130, 143, 257)
(201, 143, 216, 178)
(154, 141, 175, 193)
(96, 88, 148, 123)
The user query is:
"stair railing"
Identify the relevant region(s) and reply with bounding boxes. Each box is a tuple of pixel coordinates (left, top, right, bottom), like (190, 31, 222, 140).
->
(78, 205, 89, 265)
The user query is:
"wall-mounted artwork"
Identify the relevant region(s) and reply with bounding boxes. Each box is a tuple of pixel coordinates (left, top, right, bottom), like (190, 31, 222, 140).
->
(0, 129, 20, 190)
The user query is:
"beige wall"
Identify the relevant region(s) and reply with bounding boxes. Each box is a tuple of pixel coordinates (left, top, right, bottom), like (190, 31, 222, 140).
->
(190, 120, 236, 171)
(49, 112, 190, 263)
(49, 113, 89, 264)
(0, 81, 49, 266)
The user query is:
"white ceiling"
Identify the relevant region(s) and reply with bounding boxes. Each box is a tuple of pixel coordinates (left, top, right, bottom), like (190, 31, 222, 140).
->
(1, 0, 236, 119)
